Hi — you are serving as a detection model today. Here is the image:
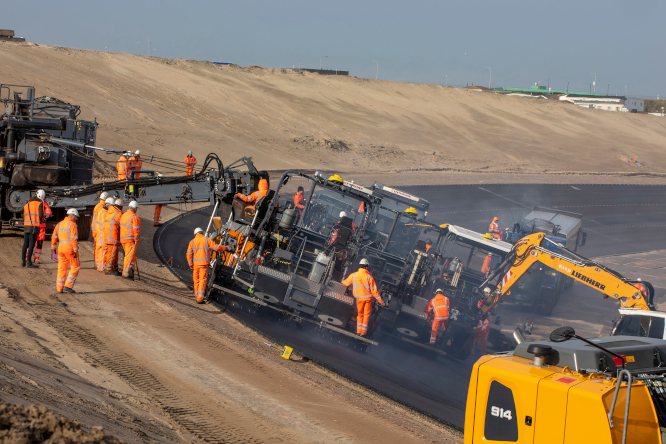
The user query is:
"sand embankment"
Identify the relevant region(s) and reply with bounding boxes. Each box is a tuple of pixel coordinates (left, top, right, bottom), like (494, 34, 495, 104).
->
(1, 41, 664, 184)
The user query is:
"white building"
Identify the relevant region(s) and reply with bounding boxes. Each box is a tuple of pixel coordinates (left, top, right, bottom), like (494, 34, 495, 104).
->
(559, 95, 644, 112)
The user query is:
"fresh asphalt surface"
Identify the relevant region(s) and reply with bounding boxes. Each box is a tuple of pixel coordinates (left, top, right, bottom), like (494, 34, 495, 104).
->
(155, 184, 666, 429)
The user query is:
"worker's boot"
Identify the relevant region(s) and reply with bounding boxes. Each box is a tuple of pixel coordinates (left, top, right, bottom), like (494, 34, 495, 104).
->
(63, 287, 76, 294)
(106, 270, 121, 276)
(196, 296, 205, 304)
(21, 261, 26, 267)
(26, 262, 38, 269)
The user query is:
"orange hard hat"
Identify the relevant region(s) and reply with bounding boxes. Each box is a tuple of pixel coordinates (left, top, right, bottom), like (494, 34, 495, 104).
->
(493, 217, 499, 222)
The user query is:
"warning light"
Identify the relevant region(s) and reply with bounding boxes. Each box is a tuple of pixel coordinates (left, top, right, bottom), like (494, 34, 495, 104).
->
(613, 355, 626, 366)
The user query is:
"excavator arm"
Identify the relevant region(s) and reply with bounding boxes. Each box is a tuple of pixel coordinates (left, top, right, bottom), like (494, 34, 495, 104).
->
(478, 232, 652, 314)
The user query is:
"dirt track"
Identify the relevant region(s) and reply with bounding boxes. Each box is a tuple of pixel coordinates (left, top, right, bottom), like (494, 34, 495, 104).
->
(0, 205, 461, 443)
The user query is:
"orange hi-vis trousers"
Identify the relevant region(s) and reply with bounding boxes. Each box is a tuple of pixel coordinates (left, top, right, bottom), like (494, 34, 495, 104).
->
(122, 242, 137, 277)
(95, 239, 105, 272)
(193, 266, 209, 303)
(154, 204, 166, 226)
(57, 251, 80, 292)
(430, 319, 449, 345)
(104, 244, 119, 273)
(474, 329, 489, 354)
(356, 297, 373, 336)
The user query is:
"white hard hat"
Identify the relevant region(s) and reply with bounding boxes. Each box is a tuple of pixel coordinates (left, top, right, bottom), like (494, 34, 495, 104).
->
(67, 208, 79, 217)
(128, 201, 139, 209)
(188, 150, 193, 156)
(194, 227, 204, 235)
(114, 198, 124, 206)
(359, 258, 369, 266)
(339, 211, 349, 219)
(483, 287, 492, 294)
(436, 288, 444, 294)
(157, 173, 164, 178)
(125, 151, 133, 156)
(487, 252, 493, 257)
(637, 278, 642, 282)
(99, 191, 109, 201)
(36, 189, 45, 200)
(105, 197, 115, 205)
(135, 150, 140, 155)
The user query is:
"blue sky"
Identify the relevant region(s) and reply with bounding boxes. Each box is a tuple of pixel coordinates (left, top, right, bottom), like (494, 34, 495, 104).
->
(6, 0, 665, 97)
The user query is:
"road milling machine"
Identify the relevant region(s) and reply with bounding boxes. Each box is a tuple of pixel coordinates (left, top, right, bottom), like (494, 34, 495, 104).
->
(378, 224, 515, 359)
(203, 170, 449, 350)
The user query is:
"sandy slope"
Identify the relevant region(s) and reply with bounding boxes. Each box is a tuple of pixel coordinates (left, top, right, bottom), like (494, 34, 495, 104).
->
(1, 41, 665, 182)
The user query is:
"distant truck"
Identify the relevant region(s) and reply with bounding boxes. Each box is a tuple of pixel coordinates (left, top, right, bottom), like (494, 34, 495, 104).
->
(502, 207, 587, 315)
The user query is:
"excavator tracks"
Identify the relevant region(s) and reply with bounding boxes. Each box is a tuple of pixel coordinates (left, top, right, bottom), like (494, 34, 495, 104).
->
(36, 303, 263, 444)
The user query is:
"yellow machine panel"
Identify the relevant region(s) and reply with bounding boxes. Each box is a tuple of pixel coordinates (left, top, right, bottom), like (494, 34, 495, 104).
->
(467, 355, 554, 443)
(466, 355, 663, 443)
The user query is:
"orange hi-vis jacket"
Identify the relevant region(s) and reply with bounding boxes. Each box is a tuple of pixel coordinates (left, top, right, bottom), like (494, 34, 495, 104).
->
(51, 216, 79, 254)
(117, 155, 128, 180)
(119, 210, 141, 243)
(237, 179, 269, 209)
(342, 268, 383, 303)
(129, 155, 142, 178)
(23, 199, 43, 227)
(91, 199, 106, 232)
(96, 206, 108, 240)
(103, 207, 122, 245)
(426, 293, 450, 320)
(294, 192, 305, 210)
(37, 201, 53, 241)
(474, 318, 490, 334)
(184, 155, 197, 175)
(186, 233, 225, 268)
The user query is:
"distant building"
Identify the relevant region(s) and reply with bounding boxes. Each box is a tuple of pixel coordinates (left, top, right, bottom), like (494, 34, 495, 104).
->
(0, 30, 25, 42)
(558, 95, 644, 113)
(491, 85, 644, 112)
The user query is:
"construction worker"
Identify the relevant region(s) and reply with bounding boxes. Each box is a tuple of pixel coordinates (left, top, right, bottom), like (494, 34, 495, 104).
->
(341, 259, 384, 336)
(186, 227, 230, 303)
(293, 186, 305, 213)
(117, 151, 131, 181)
(153, 204, 167, 227)
(120, 201, 141, 279)
(91, 192, 109, 271)
(425, 289, 450, 345)
(635, 278, 648, 299)
(481, 252, 492, 276)
(489, 217, 501, 240)
(22, 190, 45, 268)
(103, 198, 124, 275)
(27, 189, 52, 265)
(473, 314, 491, 355)
(129, 150, 142, 179)
(184, 150, 197, 176)
(425, 238, 433, 252)
(235, 178, 269, 212)
(96, 197, 114, 272)
(51, 209, 80, 293)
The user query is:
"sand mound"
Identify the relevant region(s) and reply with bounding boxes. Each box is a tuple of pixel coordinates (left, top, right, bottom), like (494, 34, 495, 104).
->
(0, 402, 123, 444)
(0, 41, 664, 180)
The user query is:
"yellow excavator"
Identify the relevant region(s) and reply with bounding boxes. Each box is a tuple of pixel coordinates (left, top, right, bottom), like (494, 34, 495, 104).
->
(465, 232, 666, 443)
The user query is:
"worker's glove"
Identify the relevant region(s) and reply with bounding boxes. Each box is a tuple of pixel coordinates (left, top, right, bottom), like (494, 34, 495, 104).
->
(73, 252, 78, 258)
